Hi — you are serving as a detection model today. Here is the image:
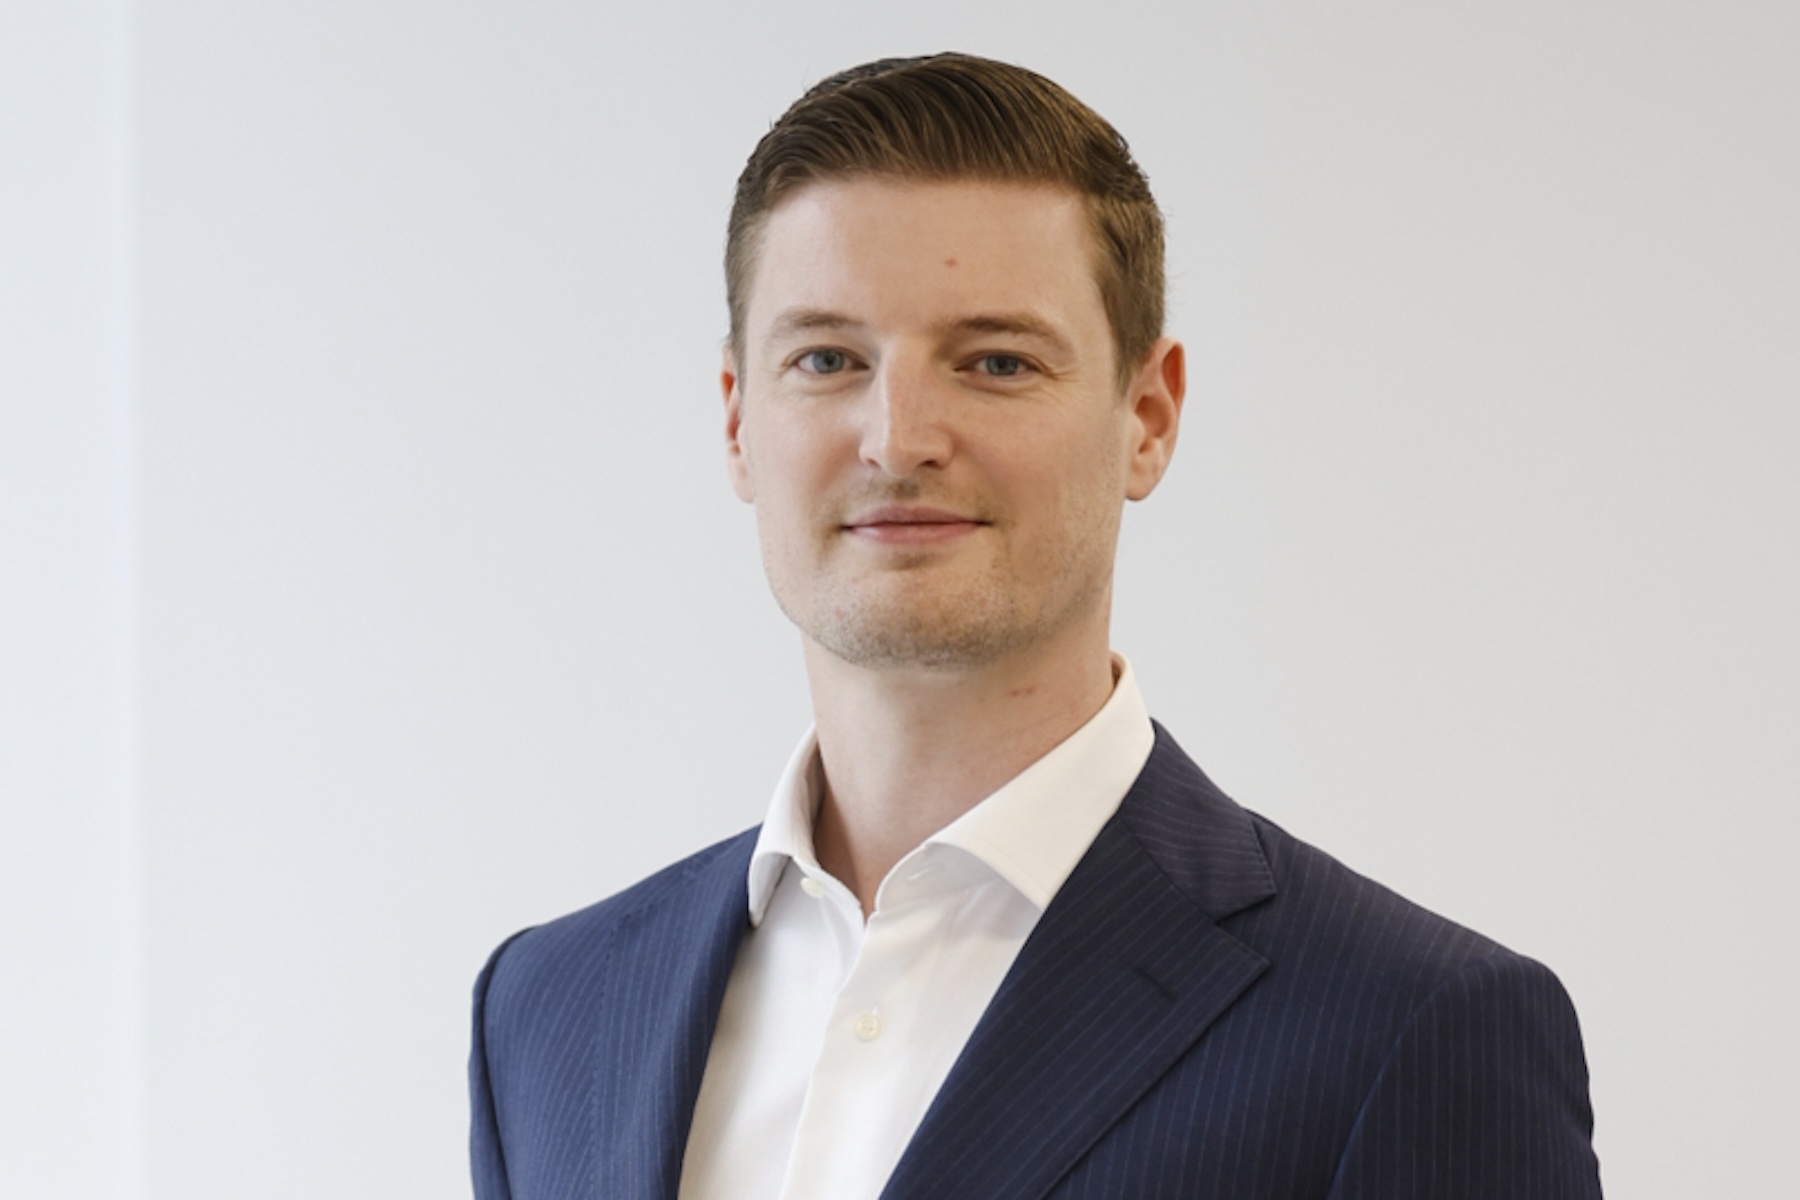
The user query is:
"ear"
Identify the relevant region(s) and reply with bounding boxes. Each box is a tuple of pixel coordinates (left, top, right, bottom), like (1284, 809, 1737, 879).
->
(1123, 336, 1185, 501)
(722, 345, 755, 503)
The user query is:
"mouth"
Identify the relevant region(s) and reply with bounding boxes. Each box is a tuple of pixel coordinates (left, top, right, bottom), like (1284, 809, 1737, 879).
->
(841, 505, 988, 545)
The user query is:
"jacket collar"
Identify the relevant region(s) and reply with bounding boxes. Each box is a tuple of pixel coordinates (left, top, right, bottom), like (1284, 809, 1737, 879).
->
(595, 724, 1276, 1200)
(880, 723, 1278, 1200)
(590, 831, 756, 1200)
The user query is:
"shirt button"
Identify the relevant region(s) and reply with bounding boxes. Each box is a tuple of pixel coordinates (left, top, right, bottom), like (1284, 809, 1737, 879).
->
(799, 876, 825, 899)
(853, 1011, 882, 1041)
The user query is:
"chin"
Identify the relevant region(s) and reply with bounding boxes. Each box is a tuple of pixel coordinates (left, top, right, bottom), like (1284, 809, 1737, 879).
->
(818, 629, 1019, 671)
(804, 595, 1034, 672)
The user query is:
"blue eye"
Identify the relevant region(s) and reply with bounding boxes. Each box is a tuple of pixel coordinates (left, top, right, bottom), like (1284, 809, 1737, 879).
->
(799, 349, 851, 374)
(978, 354, 1028, 377)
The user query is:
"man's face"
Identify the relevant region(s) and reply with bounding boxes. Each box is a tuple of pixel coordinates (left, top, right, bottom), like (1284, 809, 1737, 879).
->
(724, 177, 1182, 672)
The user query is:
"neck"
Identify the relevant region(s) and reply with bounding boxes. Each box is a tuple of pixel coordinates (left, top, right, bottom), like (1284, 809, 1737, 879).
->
(804, 622, 1116, 916)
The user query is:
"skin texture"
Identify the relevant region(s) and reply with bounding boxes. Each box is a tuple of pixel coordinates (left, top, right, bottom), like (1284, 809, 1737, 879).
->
(723, 178, 1185, 911)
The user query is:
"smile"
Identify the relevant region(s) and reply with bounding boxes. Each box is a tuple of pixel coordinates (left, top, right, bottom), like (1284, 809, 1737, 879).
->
(842, 505, 987, 544)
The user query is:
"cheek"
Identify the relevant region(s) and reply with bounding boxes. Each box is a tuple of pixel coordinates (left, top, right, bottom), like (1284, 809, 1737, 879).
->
(1047, 428, 1133, 559)
(744, 422, 837, 537)
(1040, 417, 1132, 509)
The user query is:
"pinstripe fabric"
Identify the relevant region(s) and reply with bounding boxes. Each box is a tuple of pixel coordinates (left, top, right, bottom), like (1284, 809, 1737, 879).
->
(472, 834, 756, 1200)
(471, 724, 1601, 1199)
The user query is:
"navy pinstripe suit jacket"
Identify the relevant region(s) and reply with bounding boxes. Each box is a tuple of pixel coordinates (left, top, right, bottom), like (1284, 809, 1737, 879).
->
(470, 725, 1602, 1198)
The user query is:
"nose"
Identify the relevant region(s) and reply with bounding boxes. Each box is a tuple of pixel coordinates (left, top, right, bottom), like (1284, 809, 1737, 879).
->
(859, 354, 954, 477)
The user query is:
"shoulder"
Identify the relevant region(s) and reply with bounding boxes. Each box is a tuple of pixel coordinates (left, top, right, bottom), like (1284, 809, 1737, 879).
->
(1130, 724, 1581, 1039)
(1237, 818, 1600, 1193)
(1244, 809, 1510, 976)
(1257, 807, 1587, 1030)
(1245, 819, 1600, 1191)
(475, 827, 758, 1017)
(468, 829, 760, 1194)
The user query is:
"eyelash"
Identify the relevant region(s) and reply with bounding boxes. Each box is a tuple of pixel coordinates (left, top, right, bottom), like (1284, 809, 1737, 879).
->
(792, 348, 858, 375)
(785, 349, 1040, 380)
(972, 354, 1032, 378)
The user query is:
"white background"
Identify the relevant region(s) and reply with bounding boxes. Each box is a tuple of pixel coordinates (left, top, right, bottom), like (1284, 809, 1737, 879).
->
(4, 2, 1796, 1197)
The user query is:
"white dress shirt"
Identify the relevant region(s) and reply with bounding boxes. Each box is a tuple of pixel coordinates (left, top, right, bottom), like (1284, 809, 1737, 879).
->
(677, 657, 1155, 1200)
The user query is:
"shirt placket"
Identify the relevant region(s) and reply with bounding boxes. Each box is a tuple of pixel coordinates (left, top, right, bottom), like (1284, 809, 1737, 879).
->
(777, 878, 958, 1200)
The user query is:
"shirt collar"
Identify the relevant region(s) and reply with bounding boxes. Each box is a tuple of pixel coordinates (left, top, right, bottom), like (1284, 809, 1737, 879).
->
(745, 654, 1155, 925)
(745, 729, 828, 924)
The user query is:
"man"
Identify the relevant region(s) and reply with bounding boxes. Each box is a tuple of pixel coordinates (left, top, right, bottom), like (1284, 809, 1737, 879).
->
(470, 53, 1601, 1199)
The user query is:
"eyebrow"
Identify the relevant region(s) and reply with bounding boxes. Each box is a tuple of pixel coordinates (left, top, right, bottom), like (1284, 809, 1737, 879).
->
(766, 308, 863, 342)
(764, 307, 1074, 356)
(935, 313, 1074, 355)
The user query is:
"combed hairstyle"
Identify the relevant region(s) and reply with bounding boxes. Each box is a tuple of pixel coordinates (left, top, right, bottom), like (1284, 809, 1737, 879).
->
(726, 53, 1165, 389)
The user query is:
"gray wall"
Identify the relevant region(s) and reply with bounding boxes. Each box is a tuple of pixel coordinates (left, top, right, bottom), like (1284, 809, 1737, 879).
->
(5, 2, 1795, 1196)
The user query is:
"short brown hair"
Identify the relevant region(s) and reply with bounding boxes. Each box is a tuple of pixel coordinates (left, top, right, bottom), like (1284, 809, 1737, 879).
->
(726, 53, 1165, 387)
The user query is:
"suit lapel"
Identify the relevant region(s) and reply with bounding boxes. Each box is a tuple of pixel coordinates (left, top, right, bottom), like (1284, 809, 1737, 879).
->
(881, 728, 1278, 1200)
(592, 832, 756, 1200)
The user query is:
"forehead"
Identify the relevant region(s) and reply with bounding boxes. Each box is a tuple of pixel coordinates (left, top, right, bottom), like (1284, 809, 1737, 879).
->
(744, 178, 1107, 339)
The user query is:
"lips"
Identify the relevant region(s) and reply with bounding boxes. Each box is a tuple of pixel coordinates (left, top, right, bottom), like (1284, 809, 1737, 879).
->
(842, 504, 986, 544)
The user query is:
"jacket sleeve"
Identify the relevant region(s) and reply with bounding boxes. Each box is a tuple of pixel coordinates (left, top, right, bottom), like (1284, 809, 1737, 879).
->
(470, 939, 517, 1200)
(1325, 951, 1603, 1198)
